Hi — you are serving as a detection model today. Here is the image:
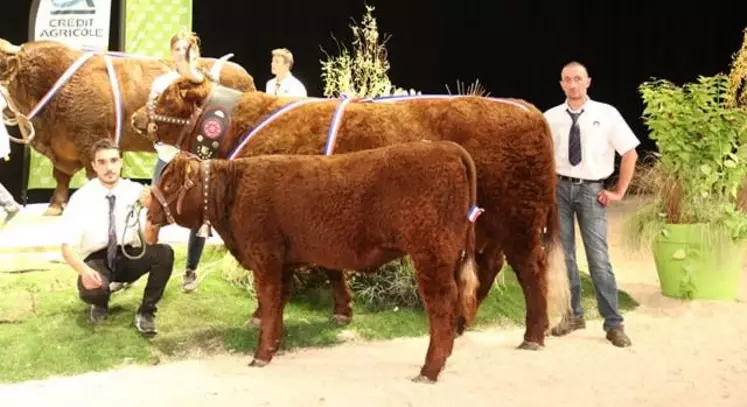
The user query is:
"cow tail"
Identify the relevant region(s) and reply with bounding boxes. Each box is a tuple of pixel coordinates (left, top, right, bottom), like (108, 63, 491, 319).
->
(540, 116, 572, 325)
(455, 143, 480, 334)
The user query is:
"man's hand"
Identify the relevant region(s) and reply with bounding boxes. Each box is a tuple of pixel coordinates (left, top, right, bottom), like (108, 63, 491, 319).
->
(597, 189, 624, 207)
(139, 186, 152, 207)
(81, 266, 103, 290)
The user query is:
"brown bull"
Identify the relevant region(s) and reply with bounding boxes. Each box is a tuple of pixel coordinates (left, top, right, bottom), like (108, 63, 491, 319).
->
(148, 141, 481, 382)
(131, 61, 570, 350)
(0, 38, 256, 215)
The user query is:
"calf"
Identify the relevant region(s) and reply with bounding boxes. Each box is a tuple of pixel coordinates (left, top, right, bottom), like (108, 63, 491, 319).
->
(148, 140, 482, 382)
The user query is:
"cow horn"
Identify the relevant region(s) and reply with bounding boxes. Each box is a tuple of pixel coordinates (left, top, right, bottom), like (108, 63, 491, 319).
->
(179, 64, 204, 84)
(0, 39, 21, 54)
(185, 44, 204, 84)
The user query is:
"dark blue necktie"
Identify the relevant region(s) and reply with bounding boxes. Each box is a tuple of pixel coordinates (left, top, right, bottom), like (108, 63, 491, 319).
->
(567, 109, 583, 166)
(106, 194, 117, 272)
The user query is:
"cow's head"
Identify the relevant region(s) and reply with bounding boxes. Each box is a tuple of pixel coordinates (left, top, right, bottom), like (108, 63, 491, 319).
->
(0, 38, 21, 85)
(148, 151, 206, 229)
(131, 53, 213, 148)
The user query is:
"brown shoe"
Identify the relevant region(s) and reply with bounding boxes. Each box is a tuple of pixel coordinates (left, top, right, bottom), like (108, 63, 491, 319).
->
(606, 327, 632, 347)
(550, 314, 586, 336)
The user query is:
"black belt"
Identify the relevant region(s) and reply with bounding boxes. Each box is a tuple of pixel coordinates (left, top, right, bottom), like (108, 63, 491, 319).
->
(557, 174, 605, 184)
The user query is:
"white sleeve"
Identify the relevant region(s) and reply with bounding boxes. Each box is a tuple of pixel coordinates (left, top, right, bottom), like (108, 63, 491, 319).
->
(296, 80, 307, 97)
(124, 180, 145, 205)
(608, 106, 640, 155)
(60, 191, 84, 246)
(265, 79, 273, 93)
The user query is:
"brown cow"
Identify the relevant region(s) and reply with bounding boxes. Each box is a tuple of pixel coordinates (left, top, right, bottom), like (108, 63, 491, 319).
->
(132, 59, 571, 351)
(147, 141, 481, 382)
(0, 38, 256, 215)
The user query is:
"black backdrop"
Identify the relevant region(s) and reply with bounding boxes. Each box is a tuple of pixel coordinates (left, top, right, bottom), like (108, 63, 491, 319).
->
(1, 0, 746, 204)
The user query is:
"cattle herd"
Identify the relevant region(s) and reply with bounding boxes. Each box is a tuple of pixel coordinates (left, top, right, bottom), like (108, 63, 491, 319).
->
(0, 38, 571, 383)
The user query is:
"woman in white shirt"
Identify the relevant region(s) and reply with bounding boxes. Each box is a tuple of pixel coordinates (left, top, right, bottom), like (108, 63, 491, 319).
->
(144, 31, 204, 293)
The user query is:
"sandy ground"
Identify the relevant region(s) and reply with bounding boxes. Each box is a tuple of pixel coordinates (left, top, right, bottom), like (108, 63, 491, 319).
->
(1, 196, 746, 407)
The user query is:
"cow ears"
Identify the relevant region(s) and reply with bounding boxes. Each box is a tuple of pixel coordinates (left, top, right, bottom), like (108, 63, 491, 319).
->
(3, 55, 19, 77)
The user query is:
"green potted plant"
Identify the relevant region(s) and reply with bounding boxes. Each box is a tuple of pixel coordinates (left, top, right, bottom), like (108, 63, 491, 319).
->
(624, 73, 747, 300)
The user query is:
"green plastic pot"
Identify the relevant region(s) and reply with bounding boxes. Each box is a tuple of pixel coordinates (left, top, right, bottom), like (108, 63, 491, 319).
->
(652, 223, 745, 301)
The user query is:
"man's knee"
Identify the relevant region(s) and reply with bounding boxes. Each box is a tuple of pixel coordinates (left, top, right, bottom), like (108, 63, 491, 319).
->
(151, 244, 175, 267)
(78, 284, 109, 306)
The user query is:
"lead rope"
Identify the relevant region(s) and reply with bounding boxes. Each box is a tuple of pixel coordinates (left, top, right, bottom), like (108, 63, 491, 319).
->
(122, 200, 147, 260)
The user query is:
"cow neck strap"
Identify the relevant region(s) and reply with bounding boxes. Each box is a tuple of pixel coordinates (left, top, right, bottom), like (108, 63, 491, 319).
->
(189, 85, 243, 160)
(195, 159, 212, 238)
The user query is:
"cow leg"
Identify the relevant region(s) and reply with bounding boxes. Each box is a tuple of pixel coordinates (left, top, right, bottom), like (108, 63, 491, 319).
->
(249, 267, 353, 326)
(504, 227, 549, 350)
(250, 264, 289, 366)
(474, 241, 505, 306)
(410, 254, 458, 383)
(45, 163, 80, 216)
(325, 268, 353, 325)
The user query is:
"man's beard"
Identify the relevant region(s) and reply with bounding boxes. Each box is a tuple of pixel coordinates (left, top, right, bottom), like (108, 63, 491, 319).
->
(99, 173, 118, 187)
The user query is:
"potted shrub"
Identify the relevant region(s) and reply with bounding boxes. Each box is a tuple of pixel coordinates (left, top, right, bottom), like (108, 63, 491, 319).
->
(624, 74, 747, 300)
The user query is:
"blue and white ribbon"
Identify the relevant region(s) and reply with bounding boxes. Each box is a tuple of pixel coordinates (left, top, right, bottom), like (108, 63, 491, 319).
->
(227, 98, 325, 160)
(27, 52, 95, 120)
(103, 55, 124, 145)
(323, 95, 354, 155)
(467, 204, 485, 223)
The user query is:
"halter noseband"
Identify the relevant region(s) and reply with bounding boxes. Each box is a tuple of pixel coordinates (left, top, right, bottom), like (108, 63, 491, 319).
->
(150, 155, 211, 237)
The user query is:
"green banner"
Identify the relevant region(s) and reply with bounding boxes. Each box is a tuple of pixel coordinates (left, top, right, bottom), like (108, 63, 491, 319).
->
(27, 0, 193, 189)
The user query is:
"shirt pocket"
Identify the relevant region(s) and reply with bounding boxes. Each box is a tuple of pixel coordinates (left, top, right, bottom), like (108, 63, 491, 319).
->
(584, 117, 612, 158)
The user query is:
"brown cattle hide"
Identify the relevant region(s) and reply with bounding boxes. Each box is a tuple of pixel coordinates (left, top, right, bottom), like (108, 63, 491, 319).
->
(133, 66, 571, 351)
(148, 140, 481, 382)
(0, 38, 256, 215)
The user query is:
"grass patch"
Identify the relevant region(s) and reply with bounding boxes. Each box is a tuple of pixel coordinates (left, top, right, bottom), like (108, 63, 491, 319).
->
(0, 245, 638, 383)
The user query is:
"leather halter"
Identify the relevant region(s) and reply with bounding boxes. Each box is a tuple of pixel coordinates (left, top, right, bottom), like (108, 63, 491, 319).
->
(150, 156, 198, 225)
(148, 83, 242, 160)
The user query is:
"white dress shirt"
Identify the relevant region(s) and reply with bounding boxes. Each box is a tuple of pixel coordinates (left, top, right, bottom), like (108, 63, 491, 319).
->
(0, 93, 10, 159)
(544, 97, 640, 180)
(61, 178, 147, 259)
(149, 71, 182, 162)
(265, 73, 307, 97)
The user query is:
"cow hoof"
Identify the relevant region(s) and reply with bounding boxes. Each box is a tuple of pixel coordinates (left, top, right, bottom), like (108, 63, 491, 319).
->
(44, 206, 63, 216)
(331, 314, 351, 325)
(411, 374, 437, 384)
(517, 341, 544, 351)
(249, 358, 269, 367)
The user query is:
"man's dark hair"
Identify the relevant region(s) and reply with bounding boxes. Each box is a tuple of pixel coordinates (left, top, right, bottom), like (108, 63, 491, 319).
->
(90, 138, 121, 158)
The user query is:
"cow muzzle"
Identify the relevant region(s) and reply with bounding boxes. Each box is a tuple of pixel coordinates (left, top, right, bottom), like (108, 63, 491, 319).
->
(131, 111, 147, 135)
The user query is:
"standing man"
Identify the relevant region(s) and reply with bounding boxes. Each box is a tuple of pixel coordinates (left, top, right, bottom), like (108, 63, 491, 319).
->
(543, 61, 638, 347)
(61, 139, 174, 335)
(265, 48, 307, 97)
(0, 93, 21, 224)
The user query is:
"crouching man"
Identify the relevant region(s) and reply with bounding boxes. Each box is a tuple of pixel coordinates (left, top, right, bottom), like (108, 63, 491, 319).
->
(60, 139, 175, 335)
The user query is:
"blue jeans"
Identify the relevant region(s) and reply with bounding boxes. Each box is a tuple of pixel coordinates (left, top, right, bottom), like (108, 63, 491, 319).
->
(153, 158, 205, 271)
(556, 178, 623, 331)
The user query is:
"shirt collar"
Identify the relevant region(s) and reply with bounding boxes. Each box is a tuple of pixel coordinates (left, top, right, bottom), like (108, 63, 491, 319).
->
(564, 96, 591, 113)
(94, 178, 121, 195)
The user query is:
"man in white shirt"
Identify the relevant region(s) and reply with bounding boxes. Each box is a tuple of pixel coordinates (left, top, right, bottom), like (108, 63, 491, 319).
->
(61, 138, 174, 335)
(265, 48, 307, 97)
(543, 61, 639, 348)
(0, 92, 21, 224)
